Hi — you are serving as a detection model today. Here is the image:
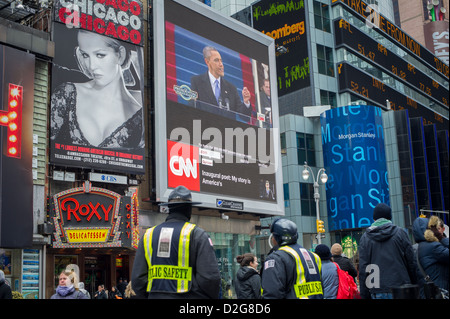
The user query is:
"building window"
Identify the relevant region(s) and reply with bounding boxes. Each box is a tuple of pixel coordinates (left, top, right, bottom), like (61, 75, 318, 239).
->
(313, 1, 331, 33)
(296, 132, 316, 166)
(300, 183, 316, 216)
(280, 132, 287, 155)
(320, 89, 337, 107)
(284, 183, 290, 208)
(317, 44, 334, 77)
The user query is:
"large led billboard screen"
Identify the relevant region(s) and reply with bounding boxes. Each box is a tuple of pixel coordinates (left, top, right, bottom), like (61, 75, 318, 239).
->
(49, 0, 145, 174)
(251, 0, 310, 97)
(321, 105, 389, 231)
(154, 0, 284, 216)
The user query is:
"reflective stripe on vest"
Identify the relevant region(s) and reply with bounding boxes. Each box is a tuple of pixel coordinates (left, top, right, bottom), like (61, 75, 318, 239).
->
(143, 222, 196, 293)
(279, 246, 323, 299)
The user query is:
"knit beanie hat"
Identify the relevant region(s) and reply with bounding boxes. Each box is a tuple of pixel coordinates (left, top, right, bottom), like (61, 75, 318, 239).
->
(373, 203, 392, 220)
(315, 244, 332, 260)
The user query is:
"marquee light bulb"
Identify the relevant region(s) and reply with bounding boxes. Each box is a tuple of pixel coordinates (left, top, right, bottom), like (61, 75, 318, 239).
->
(8, 147, 17, 155)
(10, 100, 18, 108)
(9, 111, 17, 120)
(10, 87, 20, 97)
(9, 123, 18, 131)
(0, 116, 9, 124)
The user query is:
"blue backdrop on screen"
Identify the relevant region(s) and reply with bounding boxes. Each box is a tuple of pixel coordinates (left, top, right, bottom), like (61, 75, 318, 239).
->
(320, 105, 389, 231)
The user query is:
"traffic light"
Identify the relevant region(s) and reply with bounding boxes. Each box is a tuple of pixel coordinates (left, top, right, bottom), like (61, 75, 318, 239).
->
(316, 219, 325, 233)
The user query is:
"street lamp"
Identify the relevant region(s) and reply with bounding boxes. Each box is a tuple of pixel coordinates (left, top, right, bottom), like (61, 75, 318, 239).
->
(302, 162, 328, 244)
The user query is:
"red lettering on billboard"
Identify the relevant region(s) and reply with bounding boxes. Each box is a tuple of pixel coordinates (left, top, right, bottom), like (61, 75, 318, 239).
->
(56, 0, 143, 46)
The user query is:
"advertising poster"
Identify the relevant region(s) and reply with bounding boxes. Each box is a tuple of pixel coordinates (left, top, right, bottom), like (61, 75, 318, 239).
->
(321, 105, 389, 231)
(50, 0, 145, 174)
(154, 0, 284, 216)
(21, 249, 40, 299)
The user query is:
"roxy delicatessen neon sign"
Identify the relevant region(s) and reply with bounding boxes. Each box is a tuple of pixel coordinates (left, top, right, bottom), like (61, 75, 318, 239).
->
(52, 181, 139, 248)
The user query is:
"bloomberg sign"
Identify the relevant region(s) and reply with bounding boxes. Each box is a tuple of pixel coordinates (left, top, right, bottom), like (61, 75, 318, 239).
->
(320, 105, 389, 231)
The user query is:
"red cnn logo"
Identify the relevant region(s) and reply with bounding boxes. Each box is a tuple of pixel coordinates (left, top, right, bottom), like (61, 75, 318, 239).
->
(167, 140, 200, 191)
(1, 84, 23, 158)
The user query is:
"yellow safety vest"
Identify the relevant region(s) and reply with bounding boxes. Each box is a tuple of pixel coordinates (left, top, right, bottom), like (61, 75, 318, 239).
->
(143, 222, 196, 293)
(279, 246, 323, 299)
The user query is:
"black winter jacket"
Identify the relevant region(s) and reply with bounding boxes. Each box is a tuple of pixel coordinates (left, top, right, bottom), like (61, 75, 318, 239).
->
(0, 280, 12, 299)
(332, 255, 358, 281)
(131, 212, 221, 299)
(359, 219, 417, 299)
(235, 267, 261, 299)
(261, 243, 323, 299)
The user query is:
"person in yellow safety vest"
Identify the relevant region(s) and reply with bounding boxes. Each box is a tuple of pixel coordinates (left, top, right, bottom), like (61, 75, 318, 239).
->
(131, 186, 221, 299)
(261, 218, 323, 299)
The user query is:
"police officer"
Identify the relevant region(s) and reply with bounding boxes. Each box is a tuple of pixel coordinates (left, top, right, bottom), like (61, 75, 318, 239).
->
(261, 218, 323, 299)
(131, 186, 221, 298)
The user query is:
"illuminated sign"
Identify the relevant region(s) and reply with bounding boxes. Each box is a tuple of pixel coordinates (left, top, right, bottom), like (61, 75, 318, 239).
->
(334, 19, 449, 108)
(54, 0, 144, 46)
(252, 0, 310, 96)
(321, 105, 389, 231)
(337, 62, 448, 131)
(167, 140, 200, 191)
(0, 45, 34, 248)
(332, 0, 449, 79)
(341, 235, 358, 259)
(0, 84, 22, 158)
(51, 182, 139, 248)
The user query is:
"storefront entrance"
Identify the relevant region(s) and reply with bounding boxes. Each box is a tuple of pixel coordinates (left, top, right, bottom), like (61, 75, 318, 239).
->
(46, 248, 135, 299)
(84, 256, 108, 297)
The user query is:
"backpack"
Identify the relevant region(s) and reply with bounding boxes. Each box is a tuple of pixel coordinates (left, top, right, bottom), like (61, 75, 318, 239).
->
(333, 262, 358, 299)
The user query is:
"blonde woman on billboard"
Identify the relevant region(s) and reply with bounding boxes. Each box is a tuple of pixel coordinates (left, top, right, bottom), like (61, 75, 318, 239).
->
(50, 30, 144, 150)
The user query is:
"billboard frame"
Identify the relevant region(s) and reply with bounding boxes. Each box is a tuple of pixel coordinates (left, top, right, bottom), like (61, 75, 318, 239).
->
(153, 0, 284, 216)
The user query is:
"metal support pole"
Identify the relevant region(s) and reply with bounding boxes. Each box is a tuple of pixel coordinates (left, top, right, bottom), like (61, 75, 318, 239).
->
(314, 182, 321, 244)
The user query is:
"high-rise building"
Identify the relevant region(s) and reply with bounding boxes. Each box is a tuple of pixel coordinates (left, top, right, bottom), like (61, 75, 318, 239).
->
(228, 0, 448, 256)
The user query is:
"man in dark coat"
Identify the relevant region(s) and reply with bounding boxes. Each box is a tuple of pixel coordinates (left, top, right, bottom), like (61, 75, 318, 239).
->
(190, 46, 252, 118)
(131, 186, 221, 299)
(331, 243, 358, 282)
(359, 203, 417, 299)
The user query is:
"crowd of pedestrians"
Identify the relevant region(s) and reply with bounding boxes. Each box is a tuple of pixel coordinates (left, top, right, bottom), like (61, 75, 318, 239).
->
(230, 203, 448, 299)
(47, 275, 137, 300)
(0, 187, 447, 300)
(249, 203, 446, 299)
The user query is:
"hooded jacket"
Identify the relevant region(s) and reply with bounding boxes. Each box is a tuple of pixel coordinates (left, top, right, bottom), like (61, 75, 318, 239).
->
(359, 219, 417, 298)
(235, 266, 261, 299)
(412, 217, 449, 294)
